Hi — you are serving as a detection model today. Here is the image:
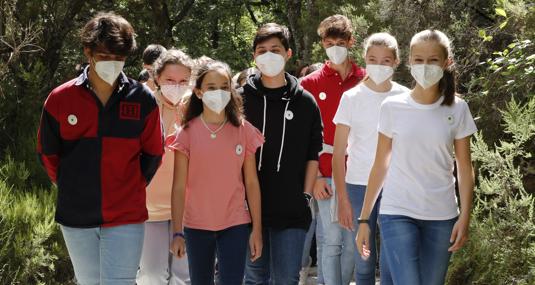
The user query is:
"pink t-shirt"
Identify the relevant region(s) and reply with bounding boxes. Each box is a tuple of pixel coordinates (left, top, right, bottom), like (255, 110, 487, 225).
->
(167, 117, 264, 231)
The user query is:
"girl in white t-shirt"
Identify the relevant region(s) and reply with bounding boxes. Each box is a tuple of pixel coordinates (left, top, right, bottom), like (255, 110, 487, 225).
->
(356, 29, 477, 285)
(333, 32, 407, 285)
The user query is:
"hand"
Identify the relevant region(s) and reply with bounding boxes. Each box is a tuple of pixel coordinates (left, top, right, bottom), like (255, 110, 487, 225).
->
(249, 230, 263, 262)
(313, 177, 332, 200)
(170, 236, 186, 258)
(448, 217, 470, 252)
(355, 223, 371, 259)
(337, 196, 354, 231)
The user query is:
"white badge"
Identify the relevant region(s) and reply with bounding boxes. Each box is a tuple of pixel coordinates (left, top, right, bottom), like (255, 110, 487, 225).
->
(319, 92, 327, 100)
(285, 110, 294, 120)
(446, 114, 455, 125)
(236, 144, 243, 155)
(68, 114, 78, 126)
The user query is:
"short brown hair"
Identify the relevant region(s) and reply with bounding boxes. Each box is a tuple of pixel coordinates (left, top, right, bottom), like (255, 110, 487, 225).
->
(253, 23, 291, 51)
(143, 44, 167, 65)
(153, 49, 193, 78)
(317, 15, 353, 40)
(80, 12, 136, 56)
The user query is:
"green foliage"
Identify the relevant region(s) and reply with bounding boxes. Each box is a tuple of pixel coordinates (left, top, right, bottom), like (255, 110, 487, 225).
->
(0, 178, 74, 284)
(447, 96, 535, 284)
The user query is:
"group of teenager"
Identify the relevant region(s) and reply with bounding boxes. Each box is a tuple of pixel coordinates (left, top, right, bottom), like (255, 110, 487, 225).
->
(37, 10, 477, 285)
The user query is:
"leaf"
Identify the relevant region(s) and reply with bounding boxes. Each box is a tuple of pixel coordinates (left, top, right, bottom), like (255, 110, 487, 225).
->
(495, 8, 507, 17)
(499, 20, 508, 29)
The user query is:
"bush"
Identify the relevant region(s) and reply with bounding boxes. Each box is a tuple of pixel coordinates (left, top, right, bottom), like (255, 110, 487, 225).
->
(0, 177, 74, 284)
(446, 97, 535, 284)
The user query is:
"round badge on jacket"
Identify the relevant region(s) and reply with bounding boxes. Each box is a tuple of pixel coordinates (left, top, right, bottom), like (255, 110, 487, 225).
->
(319, 92, 327, 100)
(236, 144, 243, 155)
(68, 114, 78, 126)
(285, 110, 294, 120)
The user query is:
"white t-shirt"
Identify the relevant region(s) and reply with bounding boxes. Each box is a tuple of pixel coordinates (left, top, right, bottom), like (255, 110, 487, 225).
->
(333, 82, 410, 185)
(378, 93, 477, 220)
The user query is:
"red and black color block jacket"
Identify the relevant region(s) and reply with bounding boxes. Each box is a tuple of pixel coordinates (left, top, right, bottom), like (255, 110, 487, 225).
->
(37, 68, 164, 228)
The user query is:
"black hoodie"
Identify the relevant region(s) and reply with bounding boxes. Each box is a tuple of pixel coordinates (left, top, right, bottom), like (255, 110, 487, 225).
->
(240, 73, 323, 229)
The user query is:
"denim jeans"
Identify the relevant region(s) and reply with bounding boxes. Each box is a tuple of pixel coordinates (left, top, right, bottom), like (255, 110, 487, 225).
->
(60, 223, 145, 285)
(184, 224, 249, 285)
(137, 220, 190, 285)
(347, 184, 391, 285)
(301, 200, 324, 283)
(379, 215, 457, 285)
(244, 227, 307, 284)
(317, 178, 355, 285)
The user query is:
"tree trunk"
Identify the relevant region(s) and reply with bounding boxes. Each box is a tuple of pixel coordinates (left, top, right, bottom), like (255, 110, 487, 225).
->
(286, 0, 304, 63)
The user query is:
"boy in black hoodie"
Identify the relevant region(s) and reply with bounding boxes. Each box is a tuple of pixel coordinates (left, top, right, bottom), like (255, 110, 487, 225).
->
(241, 23, 323, 284)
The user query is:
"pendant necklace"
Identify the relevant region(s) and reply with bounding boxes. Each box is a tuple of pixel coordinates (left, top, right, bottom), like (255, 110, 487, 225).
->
(200, 114, 227, 139)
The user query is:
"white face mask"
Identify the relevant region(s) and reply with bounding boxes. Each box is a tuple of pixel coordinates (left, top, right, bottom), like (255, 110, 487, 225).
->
(94, 59, 125, 86)
(160, 84, 191, 105)
(410, 64, 444, 89)
(326, 46, 348, 65)
(255, 52, 286, 77)
(202, 89, 231, 114)
(366, 64, 394, 85)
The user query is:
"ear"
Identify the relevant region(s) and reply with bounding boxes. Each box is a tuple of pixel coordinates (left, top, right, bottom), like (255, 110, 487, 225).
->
(348, 36, 355, 48)
(193, 88, 203, 99)
(394, 58, 401, 69)
(444, 58, 453, 69)
(83, 47, 92, 61)
(286, 48, 293, 60)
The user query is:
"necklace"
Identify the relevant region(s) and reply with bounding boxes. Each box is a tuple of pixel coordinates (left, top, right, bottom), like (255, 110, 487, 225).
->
(200, 114, 227, 139)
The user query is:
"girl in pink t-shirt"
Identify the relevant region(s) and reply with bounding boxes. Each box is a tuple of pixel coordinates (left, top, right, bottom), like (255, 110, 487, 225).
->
(168, 60, 264, 284)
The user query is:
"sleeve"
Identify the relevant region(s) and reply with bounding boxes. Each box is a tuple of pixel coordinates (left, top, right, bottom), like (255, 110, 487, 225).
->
(307, 96, 324, 161)
(140, 106, 164, 184)
(37, 94, 61, 183)
(454, 101, 478, 139)
(377, 101, 393, 138)
(244, 120, 265, 157)
(332, 92, 353, 126)
(166, 125, 190, 158)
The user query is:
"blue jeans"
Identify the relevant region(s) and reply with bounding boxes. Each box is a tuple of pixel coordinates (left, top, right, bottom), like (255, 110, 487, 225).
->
(301, 200, 324, 283)
(317, 178, 355, 285)
(347, 184, 391, 285)
(184, 224, 249, 285)
(60, 223, 145, 285)
(244, 227, 307, 284)
(379, 215, 456, 285)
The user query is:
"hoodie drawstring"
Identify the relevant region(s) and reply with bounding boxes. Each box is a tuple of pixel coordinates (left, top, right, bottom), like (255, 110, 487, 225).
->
(277, 99, 290, 172)
(257, 96, 267, 171)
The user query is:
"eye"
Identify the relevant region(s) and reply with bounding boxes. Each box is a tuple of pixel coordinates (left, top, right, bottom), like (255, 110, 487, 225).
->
(414, 58, 423, 63)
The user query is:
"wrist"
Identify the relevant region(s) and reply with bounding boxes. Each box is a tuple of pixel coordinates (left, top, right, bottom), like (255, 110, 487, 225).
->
(172, 231, 185, 240)
(357, 218, 369, 225)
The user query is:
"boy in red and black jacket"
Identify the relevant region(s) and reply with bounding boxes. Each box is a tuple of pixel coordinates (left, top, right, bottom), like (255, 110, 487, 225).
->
(37, 12, 163, 284)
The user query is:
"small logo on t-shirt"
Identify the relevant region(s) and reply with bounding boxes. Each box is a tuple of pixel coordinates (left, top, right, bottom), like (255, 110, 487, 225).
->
(120, 102, 141, 120)
(285, 110, 294, 120)
(67, 114, 78, 125)
(319, 92, 327, 100)
(236, 144, 243, 155)
(446, 114, 454, 125)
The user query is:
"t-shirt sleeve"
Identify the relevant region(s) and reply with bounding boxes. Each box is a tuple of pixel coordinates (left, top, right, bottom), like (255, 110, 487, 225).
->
(333, 92, 352, 126)
(377, 101, 393, 138)
(244, 120, 265, 157)
(166, 126, 190, 158)
(455, 101, 478, 139)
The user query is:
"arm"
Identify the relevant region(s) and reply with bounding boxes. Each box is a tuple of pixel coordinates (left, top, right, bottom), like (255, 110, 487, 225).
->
(37, 97, 61, 183)
(332, 123, 352, 230)
(243, 155, 263, 261)
(170, 151, 188, 258)
(448, 136, 475, 252)
(304, 160, 319, 195)
(140, 107, 164, 185)
(356, 133, 392, 257)
(307, 94, 324, 196)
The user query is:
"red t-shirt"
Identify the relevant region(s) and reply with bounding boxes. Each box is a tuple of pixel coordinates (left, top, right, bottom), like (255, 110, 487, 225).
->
(300, 61, 365, 177)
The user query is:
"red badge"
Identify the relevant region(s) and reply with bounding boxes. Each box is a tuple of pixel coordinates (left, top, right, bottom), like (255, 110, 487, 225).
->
(120, 102, 141, 120)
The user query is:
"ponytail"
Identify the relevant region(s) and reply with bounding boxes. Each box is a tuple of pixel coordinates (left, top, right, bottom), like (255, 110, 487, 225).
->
(439, 64, 456, 106)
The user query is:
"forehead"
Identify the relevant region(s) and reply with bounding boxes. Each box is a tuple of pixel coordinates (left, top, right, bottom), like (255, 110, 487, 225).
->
(202, 69, 230, 84)
(411, 40, 446, 57)
(255, 37, 285, 49)
(160, 64, 191, 78)
(366, 45, 395, 58)
(322, 37, 348, 42)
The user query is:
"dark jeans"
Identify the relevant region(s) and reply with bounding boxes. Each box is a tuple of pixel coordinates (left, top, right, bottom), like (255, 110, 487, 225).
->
(244, 227, 307, 284)
(184, 224, 249, 285)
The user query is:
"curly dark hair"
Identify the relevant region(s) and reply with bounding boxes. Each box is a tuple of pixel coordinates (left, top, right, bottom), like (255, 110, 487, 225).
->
(80, 12, 136, 56)
(182, 60, 243, 128)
